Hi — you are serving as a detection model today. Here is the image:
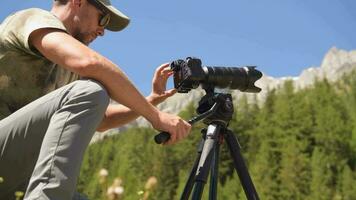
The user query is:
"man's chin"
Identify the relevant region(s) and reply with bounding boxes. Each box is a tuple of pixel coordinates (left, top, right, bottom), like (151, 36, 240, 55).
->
(79, 39, 90, 46)
(73, 35, 90, 46)
(84, 38, 95, 46)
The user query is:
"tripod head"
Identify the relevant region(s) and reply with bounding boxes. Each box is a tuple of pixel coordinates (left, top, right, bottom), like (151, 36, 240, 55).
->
(154, 85, 234, 144)
(197, 85, 234, 126)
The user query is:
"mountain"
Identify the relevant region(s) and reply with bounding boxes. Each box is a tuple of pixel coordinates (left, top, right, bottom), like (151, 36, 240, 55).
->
(253, 47, 356, 101)
(91, 47, 356, 142)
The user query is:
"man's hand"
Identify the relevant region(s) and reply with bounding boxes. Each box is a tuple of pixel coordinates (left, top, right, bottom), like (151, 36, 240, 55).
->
(148, 63, 177, 105)
(152, 111, 191, 145)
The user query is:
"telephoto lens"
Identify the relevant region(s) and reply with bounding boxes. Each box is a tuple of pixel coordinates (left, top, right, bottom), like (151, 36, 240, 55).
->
(203, 66, 262, 93)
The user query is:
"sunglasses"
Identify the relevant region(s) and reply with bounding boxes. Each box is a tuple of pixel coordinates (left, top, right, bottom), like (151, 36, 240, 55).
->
(87, 0, 111, 27)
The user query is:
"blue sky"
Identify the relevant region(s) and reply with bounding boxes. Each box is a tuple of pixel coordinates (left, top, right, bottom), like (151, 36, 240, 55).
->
(1, 0, 355, 95)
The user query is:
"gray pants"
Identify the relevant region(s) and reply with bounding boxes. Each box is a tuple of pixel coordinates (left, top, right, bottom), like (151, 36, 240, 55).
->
(0, 79, 109, 200)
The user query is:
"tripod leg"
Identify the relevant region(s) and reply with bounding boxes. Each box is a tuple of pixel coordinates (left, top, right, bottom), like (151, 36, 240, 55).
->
(224, 130, 260, 200)
(191, 124, 221, 200)
(180, 137, 205, 200)
(209, 138, 220, 200)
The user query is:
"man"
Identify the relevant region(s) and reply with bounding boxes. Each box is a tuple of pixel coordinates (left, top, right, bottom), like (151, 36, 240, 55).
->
(0, 0, 191, 199)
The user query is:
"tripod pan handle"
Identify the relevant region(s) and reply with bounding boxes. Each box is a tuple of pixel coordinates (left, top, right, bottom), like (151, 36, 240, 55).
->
(154, 131, 171, 144)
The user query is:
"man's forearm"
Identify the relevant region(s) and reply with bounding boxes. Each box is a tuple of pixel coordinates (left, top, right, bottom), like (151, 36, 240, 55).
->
(96, 96, 159, 132)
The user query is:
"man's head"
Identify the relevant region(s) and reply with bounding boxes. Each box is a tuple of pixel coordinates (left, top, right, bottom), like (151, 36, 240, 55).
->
(52, 0, 129, 45)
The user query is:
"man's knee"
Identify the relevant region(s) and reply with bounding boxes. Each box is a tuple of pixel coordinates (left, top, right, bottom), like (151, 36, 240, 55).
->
(86, 80, 110, 106)
(71, 79, 110, 112)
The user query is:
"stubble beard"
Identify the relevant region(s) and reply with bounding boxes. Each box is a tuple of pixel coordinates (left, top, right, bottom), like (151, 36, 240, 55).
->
(72, 27, 90, 46)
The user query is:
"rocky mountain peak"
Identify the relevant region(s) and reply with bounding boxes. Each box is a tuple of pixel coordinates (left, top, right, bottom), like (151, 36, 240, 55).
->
(321, 47, 352, 70)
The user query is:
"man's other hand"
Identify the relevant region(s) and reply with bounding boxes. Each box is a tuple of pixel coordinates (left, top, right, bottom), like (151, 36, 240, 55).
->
(148, 63, 177, 105)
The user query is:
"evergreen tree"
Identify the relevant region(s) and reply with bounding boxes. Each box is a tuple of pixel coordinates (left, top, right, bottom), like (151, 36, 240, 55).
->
(308, 79, 352, 200)
(249, 89, 282, 200)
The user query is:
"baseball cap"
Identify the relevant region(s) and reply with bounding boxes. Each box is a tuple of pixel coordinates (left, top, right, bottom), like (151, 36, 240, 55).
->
(95, 0, 130, 31)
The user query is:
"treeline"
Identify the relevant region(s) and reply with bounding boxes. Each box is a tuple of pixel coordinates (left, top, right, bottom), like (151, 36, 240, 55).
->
(77, 72, 356, 200)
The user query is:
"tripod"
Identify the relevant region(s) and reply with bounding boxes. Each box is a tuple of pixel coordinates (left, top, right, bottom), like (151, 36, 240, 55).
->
(155, 86, 260, 200)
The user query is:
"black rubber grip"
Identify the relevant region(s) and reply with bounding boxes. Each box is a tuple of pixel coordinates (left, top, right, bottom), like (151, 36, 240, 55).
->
(154, 131, 171, 144)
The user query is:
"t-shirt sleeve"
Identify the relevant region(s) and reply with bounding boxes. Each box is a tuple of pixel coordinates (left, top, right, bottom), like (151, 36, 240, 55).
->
(2, 8, 68, 57)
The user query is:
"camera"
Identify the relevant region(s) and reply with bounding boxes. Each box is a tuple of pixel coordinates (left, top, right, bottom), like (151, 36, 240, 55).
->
(170, 57, 262, 93)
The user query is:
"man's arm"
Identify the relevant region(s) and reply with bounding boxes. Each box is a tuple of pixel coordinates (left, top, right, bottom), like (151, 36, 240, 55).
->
(30, 29, 158, 121)
(29, 28, 190, 144)
(97, 63, 177, 132)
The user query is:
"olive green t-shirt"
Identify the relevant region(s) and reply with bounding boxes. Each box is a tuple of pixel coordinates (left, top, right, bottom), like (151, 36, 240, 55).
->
(0, 8, 80, 120)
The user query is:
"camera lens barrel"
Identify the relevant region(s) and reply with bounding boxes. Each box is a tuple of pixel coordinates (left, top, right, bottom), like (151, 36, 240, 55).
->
(203, 66, 262, 92)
